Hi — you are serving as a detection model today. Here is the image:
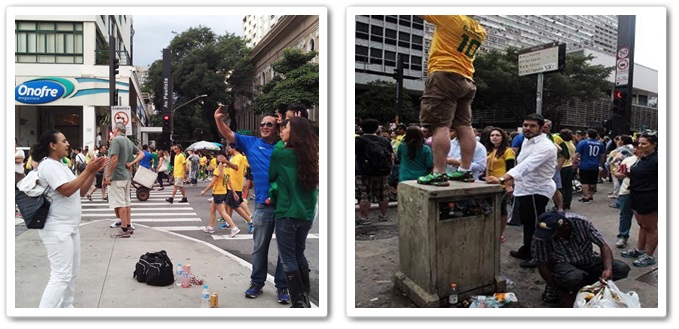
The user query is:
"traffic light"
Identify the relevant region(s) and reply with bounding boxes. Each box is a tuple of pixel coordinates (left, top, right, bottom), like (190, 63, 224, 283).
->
(612, 86, 627, 116)
(113, 89, 119, 106)
(163, 114, 171, 132)
(113, 58, 120, 76)
(392, 57, 403, 83)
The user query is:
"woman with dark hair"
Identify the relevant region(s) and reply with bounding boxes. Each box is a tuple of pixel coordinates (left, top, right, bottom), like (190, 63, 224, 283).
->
(620, 133, 658, 267)
(558, 129, 576, 210)
(396, 126, 433, 182)
(482, 127, 515, 243)
(269, 117, 319, 308)
(31, 130, 108, 307)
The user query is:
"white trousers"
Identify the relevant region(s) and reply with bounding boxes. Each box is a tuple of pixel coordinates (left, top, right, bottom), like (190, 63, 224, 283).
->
(38, 228, 80, 308)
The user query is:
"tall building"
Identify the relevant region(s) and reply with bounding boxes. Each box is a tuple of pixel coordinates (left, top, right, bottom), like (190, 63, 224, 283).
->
(242, 15, 282, 48)
(354, 14, 657, 131)
(14, 14, 150, 150)
(234, 15, 320, 134)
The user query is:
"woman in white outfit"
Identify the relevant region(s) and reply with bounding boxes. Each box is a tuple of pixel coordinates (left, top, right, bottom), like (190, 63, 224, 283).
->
(32, 130, 108, 308)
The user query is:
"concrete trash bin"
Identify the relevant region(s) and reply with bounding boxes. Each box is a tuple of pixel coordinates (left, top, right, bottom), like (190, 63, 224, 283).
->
(394, 180, 504, 307)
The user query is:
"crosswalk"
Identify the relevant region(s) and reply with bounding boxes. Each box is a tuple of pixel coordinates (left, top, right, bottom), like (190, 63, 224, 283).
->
(79, 189, 319, 240)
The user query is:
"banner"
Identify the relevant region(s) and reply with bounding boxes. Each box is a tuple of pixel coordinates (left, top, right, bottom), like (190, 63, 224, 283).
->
(111, 106, 133, 136)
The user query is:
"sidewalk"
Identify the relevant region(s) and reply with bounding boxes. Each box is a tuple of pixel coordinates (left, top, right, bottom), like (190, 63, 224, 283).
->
(355, 182, 659, 308)
(14, 219, 289, 308)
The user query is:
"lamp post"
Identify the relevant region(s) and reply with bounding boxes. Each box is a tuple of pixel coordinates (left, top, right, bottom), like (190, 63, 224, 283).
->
(171, 94, 207, 143)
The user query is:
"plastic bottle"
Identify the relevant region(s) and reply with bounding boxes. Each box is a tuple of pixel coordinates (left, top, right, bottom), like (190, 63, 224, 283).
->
(176, 263, 182, 286)
(448, 283, 459, 307)
(201, 285, 210, 308)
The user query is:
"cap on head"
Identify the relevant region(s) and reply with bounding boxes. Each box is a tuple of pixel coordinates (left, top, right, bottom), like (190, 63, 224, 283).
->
(534, 211, 568, 241)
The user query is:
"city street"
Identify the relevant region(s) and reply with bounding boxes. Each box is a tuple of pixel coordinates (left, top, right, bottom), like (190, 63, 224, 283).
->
(354, 180, 659, 308)
(15, 178, 321, 306)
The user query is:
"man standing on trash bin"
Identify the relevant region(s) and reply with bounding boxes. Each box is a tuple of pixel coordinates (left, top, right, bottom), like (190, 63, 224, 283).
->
(105, 123, 145, 238)
(532, 210, 631, 307)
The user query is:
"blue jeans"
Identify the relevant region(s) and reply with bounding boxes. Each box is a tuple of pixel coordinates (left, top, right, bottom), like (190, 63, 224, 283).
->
(617, 194, 633, 239)
(275, 217, 314, 272)
(250, 203, 286, 289)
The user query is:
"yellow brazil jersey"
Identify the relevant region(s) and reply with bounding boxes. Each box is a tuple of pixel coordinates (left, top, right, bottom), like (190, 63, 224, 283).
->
(423, 15, 487, 80)
(486, 148, 516, 178)
(200, 156, 207, 166)
(209, 157, 217, 169)
(228, 153, 247, 192)
(173, 153, 186, 178)
(212, 165, 229, 195)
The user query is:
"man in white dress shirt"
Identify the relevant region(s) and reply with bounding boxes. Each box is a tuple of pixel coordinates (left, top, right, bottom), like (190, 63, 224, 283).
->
(446, 127, 487, 181)
(486, 113, 556, 268)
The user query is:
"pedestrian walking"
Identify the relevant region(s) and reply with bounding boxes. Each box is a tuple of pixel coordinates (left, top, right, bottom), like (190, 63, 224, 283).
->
(573, 129, 605, 203)
(105, 123, 145, 237)
(166, 145, 189, 204)
(355, 118, 394, 224)
(85, 145, 108, 201)
(200, 157, 241, 237)
(31, 129, 108, 307)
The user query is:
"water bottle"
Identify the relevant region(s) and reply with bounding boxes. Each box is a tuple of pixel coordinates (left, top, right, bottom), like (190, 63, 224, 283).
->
(448, 283, 459, 307)
(176, 263, 182, 286)
(201, 285, 210, 308)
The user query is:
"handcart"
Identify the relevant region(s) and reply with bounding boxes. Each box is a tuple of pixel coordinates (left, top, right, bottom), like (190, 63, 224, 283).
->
(132, 166, 158, 201)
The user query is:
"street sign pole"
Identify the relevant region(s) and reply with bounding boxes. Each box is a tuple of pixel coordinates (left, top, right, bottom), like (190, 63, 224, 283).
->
(536, 73, 544, 115)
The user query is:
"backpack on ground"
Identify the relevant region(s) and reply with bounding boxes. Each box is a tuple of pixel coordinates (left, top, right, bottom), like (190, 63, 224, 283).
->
(360, 136, 393, 176)
(133, 250, 175, 286)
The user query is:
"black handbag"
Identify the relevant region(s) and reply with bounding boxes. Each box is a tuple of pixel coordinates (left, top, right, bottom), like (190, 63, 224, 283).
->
(15, 187, 51, 229)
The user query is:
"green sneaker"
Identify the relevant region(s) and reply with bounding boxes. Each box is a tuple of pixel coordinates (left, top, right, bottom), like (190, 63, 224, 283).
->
(417, 172, 450, 186)
(447, 170, 474, 182)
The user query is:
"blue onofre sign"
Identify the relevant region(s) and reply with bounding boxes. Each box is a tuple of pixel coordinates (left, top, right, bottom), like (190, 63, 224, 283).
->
(15, 78, 75, 104)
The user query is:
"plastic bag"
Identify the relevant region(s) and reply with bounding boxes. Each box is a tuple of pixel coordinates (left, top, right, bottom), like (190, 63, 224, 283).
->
(573, 280, 641, 308)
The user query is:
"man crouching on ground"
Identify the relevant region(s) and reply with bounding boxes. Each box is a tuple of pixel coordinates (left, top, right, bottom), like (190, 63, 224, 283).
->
(532, 211, 631, 307)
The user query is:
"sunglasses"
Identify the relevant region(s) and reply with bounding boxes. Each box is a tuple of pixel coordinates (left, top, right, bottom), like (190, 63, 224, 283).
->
(259, 122, 275, 128)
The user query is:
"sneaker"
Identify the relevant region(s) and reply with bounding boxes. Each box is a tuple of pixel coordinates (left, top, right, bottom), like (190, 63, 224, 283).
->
(165, 197, 174, 204)
(377, 214, 388, 222)
(277, 288, 290, 304)
(417, 172, 450, 186)
(248, 222, 255, 234)
(216, 216, 224, 222)
(179, 197, 188, 203)
(109, 220, 122, 228)
(615, 237, 628, 249)
(356, 217, 371, 225)
(219, 222, 230, 230)
(201, 226, 215, 234)
(127, 225, 135, 235)
(621, 248, 644, 258)
(579, 197, 593, 203)
(447, 170, 475, 182)
(542, 285, 559, 304)
(110, 229, 131, 238)
(633, 254, 656, 267)
(245, 283, 263, 298)
(230, 227, 241, 237)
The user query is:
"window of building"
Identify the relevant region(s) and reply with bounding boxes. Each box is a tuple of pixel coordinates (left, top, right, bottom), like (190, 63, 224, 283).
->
(384, 28, 397, 45)
(308, 38, 315, 52)
(356, 22, 369, 40)
(356, 45, 368, 62)
(384, 50, 396, 67)
(16, 21, 84, 64)
(385, 15, 398, 24)
(398, 15, 411, 28)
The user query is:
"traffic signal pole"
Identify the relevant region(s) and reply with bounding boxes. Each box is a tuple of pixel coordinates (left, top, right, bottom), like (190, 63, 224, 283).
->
(394, 54, 404, 124)
(611, 15, 636, 137)
(109, 35, 116, 107)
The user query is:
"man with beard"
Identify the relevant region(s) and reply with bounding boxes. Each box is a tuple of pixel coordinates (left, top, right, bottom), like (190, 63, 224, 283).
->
(486, 113, 556, 268)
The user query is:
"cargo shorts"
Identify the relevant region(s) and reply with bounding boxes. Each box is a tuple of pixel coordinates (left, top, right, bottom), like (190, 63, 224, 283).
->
(420, 71, 476, 129)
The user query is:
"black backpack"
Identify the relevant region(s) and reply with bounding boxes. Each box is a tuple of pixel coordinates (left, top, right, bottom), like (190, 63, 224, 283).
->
(360, 136, 393, 176)
(133, 250, 175, 286)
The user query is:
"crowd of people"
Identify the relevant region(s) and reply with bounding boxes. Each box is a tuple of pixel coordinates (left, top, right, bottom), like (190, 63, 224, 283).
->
(355, 115, 658, 307)
(18, 103, 319, 309)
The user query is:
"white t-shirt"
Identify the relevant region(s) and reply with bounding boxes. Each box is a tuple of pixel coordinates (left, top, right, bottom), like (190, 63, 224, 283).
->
(37, 158, 81, 230)
(15, 149, 25, 173)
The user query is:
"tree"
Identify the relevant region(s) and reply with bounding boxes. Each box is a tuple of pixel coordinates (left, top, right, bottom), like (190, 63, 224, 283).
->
(144, 26, 253, 143)
(473, 47, 613, 123)
(355, 80, 416, 124)
(251, 48, 319, 114)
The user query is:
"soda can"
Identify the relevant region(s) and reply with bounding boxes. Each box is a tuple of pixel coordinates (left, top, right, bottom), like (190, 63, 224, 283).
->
(210, 293, 219, 308)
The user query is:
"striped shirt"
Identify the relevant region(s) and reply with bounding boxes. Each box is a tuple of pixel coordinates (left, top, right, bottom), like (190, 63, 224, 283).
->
(532, 212, 606, 266)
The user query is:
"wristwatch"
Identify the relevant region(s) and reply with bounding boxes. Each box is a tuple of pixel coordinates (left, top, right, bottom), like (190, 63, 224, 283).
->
(499, 177, 506, 184)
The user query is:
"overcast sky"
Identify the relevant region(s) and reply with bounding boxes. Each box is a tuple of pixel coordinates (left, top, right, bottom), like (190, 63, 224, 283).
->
(132, 15, 243, 68)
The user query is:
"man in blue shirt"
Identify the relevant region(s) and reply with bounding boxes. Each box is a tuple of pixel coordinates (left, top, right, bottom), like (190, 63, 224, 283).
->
(139, 144, 153, 169)
(214, 104, 290, 304)
(574, 129, 605, 203)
